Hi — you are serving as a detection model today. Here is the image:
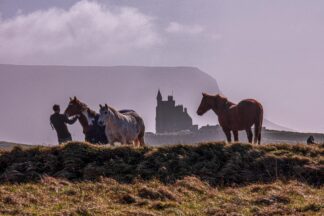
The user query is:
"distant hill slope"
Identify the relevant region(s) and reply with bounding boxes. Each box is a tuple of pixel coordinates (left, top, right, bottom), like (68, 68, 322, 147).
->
(0, 64, 220, 144)
(263, 119, 295, 132)
(0, 141, 33, 151)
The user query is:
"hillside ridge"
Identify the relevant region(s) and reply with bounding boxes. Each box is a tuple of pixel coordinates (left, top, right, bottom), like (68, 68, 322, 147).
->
(0, 142, 322, 186)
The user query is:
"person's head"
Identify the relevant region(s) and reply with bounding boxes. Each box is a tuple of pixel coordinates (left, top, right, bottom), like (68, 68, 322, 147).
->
(53, 104, 60, 113)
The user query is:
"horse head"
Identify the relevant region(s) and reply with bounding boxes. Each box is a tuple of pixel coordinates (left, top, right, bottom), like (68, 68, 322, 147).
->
(98, 104, 109, 126)
(197, 93, 228, 116)
(64, 96, 85, 117)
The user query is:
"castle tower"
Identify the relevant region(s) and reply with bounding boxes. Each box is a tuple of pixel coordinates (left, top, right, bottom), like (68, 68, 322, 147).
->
(155, 90, 197, 134)
(156, 90, 163, 133)
(157, 89, 162, 102)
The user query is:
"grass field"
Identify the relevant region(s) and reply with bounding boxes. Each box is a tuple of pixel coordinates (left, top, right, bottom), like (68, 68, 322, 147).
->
(0, 142, 322, 215)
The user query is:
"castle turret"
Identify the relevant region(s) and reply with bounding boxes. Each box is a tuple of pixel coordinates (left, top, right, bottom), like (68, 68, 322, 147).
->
(156, 90, 163, 133)
(157, 89, 162, 102)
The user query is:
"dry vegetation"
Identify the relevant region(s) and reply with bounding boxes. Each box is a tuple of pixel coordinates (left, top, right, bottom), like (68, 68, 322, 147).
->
(0, 177, 323, 215)
(0, 142, 322, 215)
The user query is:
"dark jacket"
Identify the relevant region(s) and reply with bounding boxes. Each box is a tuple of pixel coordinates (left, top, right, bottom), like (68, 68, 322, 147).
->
(50, 113, 77, 140)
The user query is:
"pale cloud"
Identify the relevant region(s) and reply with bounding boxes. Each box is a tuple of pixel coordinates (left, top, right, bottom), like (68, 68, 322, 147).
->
(210, 33, 222, 40)
(165, 22, 204, 34)
(0, 0, 162, 65)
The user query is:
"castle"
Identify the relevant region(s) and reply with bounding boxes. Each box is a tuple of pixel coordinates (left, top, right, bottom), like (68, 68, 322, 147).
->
(155, 90, 198, 134)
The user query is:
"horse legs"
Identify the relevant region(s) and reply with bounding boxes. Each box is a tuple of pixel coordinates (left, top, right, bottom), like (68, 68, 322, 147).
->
(120, 136, 128, 145)
(254, 109, 263, 145)
(107, 135, 116, 146)
(245, 128, 253, 143)
(137, 125, 145, 147)
(223, 128, 232, 143)
(132, 139, 140, 148)
(126, 139, 134, 147)
(233, 130, 239, 142)
(138, 133, 145, 147)
(254, 123, 262, 144)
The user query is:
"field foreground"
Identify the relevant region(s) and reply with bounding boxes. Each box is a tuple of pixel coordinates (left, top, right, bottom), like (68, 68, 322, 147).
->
(0, 177, 323, 215)
(0, 142, 323, 215)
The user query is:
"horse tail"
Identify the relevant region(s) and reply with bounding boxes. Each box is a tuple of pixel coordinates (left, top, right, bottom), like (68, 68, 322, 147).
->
(138, 124, 145, 146)
(254, 104, 263, 144)
(136, 116, 145, 146)
(134, 114, 145, 146)
(258, 108, 263, 144)
(126, 111, 145, 146)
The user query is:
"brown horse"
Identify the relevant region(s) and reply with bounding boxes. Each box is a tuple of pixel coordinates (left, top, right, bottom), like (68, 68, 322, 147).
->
(64, 97, 108, 144)
(197, 93, 263, 144)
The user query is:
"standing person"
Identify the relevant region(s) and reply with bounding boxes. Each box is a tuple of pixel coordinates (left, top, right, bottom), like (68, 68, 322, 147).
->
(307, 135, 315, 144)
(50, 104, 78, 144)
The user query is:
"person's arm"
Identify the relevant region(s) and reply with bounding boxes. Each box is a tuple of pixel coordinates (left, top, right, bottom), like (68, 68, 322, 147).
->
(64, 115, 78, 125)
(50, 116, 54, 130)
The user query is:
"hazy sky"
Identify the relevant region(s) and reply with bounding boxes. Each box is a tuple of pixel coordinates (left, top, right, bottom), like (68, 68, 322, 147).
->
(1, 0, 324, 133)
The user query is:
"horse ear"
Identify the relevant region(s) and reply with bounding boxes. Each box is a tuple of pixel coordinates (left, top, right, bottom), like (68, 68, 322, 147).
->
(105, 104, 108, 108)
(74, 96, 77, 100)
(69, 97, 72, 101)
(99, 104, 103, 109)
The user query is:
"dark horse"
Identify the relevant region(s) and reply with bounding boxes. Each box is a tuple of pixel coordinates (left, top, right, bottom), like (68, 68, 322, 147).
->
(197, 93, 263, 144)
(64, 97, 107, 144)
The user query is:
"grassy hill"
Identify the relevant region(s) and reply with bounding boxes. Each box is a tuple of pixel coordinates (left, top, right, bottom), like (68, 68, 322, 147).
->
(0, 142, 322, 215)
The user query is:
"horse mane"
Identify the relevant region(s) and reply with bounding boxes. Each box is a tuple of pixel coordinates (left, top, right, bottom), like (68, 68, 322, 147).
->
(107, 105, 119, 115)
(87, 107, 98, 117)
(105, 105, 133, 120)
(224, 98, 235, 108)
(217, 95, 235, 106)
(74, 99, 98, 116)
